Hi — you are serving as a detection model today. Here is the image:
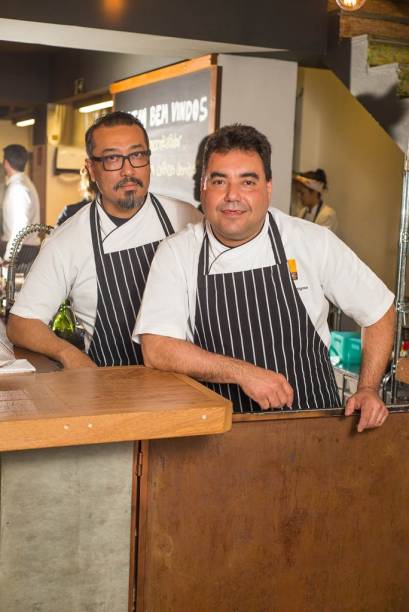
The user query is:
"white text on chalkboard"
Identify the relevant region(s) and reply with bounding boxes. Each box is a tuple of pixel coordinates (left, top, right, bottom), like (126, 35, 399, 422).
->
(132, 96, 208, 128)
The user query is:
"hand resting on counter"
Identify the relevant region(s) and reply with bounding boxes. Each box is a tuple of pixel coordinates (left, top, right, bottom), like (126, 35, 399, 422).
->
(344, 305, 395, 432)
(345, 388, 388, 433)
(7, 314, 96, 370)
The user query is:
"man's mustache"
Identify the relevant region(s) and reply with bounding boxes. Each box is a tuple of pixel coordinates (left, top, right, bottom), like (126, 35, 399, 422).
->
(114, 177, 144, 191)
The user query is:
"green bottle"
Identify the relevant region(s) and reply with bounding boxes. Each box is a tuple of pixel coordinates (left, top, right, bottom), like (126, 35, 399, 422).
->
(52, 300, 75, 341)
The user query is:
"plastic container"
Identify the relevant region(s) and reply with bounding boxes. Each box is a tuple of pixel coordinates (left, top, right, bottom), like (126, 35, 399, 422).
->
(330, 331, 362, 365)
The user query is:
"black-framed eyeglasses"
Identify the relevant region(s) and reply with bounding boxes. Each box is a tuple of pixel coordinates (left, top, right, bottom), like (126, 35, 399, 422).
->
(90, 150, 151, 171)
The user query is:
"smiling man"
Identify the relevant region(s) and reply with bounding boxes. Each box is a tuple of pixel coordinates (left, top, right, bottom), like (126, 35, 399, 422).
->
(134, 124, 395, 431)
(7, 111, 201, 368)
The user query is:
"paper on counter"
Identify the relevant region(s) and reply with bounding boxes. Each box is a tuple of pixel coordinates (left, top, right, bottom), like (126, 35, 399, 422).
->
(0, 359, 36, 374)
(0, 319, 14, 365)
(0, 338, 14, 364)
(0, 319, 36, 373)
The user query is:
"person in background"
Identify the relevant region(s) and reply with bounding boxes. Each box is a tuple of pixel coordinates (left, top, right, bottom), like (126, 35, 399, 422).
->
(134, 124, 394, 432)
(293, 168, 338, 233)
(7, 111, 202, 369)
(56, 168, 92, 226)
(0, 164, 7, 232)
(1, 144, 40, 261)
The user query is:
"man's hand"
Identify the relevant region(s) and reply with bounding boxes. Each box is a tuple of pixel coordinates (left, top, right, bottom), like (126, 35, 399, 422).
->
(58, 344, 97, 370)
(346, 304, 394, 432)
(7, 314, 97, 371)
(238, 365, 294, 410)
(142, 334, 293, 410)
(344, 387, 389, 432)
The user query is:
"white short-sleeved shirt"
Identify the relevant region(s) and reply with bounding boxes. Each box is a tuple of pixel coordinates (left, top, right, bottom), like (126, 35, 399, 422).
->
(11, 193, 202, 350)
(2, 173, 40, 259)
(133, 207, 394, 347)
(298, 203, 338, 233)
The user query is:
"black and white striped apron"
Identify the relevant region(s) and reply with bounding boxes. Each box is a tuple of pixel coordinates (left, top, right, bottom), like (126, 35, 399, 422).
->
(193, 212, 341, 412)
(88, 194, 174, 367)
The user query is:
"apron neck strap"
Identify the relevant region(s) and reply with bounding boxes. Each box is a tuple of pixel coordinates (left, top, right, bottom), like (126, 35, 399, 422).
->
(199, 222, 210, 275)
(150, 193, 175, 237)
(313, 200, 323, 223)
(267, 211, 287, 265)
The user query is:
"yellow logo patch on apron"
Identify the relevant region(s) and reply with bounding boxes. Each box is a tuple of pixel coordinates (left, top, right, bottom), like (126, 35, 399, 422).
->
(288, 258, 298, 281)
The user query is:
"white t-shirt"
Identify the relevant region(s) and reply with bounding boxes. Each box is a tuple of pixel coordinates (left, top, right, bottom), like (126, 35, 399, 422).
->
(11, 194, 202, 350)
(298, 203, 338, 233)
(2, 172, 40, 259)
(133, 207, 394, 348)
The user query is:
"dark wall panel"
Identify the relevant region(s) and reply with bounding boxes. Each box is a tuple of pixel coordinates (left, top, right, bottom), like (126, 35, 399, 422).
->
(49, 50, 184, 101)
(0, 52, 49, 105)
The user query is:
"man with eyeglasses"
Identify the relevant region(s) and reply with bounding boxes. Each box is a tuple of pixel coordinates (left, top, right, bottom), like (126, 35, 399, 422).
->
(7, 111, 201, 368)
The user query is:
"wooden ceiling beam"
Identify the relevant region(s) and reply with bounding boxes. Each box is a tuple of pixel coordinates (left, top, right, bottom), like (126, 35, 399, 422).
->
(328, 0, 409, 20)
(340, 15, 409, 40)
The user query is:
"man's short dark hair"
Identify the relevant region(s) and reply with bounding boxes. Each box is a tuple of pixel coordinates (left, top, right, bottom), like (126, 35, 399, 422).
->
(85, 110, 149, 157)
(3, 144, 29, 172)
(202, 124, 272, 181)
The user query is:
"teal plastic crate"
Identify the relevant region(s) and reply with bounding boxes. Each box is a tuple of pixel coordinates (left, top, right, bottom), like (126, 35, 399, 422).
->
(330, 331, 361, 365)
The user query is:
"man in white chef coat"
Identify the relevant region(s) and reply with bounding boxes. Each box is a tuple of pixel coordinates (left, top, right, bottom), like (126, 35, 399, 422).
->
(134, 124, 395, 432)
(7, 111, 201, 368)
(1, 144, 40, 261)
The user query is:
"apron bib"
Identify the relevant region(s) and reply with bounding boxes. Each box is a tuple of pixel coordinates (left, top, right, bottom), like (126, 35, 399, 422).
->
(302, 200, 323, 223)
(193, 212, 341, 412)
(88, 195, 174, 366)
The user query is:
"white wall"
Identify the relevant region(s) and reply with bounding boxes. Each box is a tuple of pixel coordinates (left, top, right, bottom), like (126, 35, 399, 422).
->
(294, 67, 404, 291)
(45, 146, 82, 225)
(218, 55, 298, 213)
(44, 105, 84, 225)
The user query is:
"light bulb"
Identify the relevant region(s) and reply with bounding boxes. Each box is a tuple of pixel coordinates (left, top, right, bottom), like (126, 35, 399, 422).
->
(16, 118, 35, 127)
(336, 0, 367, 10)
(78, 100, 114, 114)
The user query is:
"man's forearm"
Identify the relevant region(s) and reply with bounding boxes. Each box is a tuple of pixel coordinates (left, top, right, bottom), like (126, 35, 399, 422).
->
(358, 305, 395, 390)
(345, 305, 394, 432)
(7, 314, 93, 368)
(142, 333, 248, 384)
(141, 333, 294, 409)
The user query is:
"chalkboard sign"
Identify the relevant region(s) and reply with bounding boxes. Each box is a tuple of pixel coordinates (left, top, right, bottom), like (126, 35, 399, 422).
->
(112, 58, 219, 205)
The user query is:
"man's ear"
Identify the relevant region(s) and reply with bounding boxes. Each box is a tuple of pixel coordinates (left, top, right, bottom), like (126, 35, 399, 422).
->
(199, 176, 207, 211)
(85, 158, 95, 182)
(267, 179, 273, 200)
(3, 159, 11, 175)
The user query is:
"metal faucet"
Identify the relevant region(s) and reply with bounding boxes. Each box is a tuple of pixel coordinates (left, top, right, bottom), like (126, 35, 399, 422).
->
(5, 223, 54, 313)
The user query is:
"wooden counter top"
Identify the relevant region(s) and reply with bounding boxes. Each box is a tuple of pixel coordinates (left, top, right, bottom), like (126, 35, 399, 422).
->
(0, 366, 232, 452)
(232, 403, 409, 423)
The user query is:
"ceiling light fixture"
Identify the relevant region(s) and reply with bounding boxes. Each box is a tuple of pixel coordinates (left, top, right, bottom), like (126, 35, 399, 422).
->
(78, 100, 114, 114)
(335, 0, 367, 10)
(16, 118, 35, 127)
